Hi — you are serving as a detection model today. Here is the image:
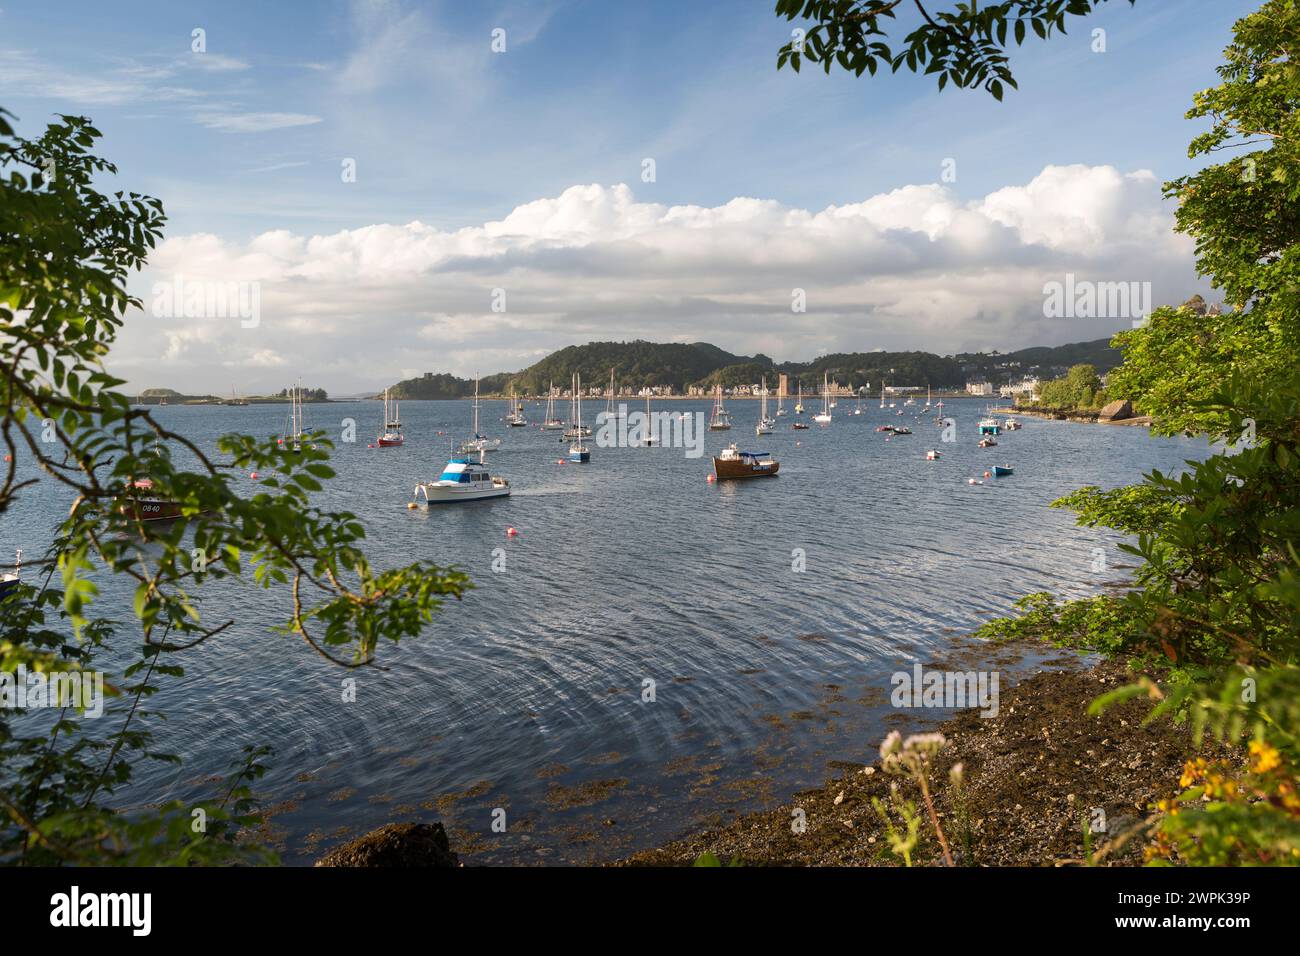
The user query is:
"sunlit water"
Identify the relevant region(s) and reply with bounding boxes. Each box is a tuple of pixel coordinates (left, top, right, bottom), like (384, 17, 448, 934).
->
(1, 397, 1207, 863)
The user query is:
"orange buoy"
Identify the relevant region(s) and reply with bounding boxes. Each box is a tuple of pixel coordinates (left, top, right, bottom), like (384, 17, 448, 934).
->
(506, 527, 518, 536)
(706, 474, 716, 483)
(407, 502, 417, 509)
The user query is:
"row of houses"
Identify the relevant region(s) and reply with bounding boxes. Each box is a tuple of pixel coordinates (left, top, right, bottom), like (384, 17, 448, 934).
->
(965, 377, 1041, 398)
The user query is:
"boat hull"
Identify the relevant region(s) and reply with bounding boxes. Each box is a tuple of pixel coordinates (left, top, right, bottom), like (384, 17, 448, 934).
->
(377, 437, 404, 447)
(713, 458, 780, 480)
(415, 484, 510, 503)
(119, 498, 189, 522)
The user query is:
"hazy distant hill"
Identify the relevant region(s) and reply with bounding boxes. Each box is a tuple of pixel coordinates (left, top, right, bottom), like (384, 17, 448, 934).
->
(385, 335, 1123, 397)
(388, 340, 757, 398)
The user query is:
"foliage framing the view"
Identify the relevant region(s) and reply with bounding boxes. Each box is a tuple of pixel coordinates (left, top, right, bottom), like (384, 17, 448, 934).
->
(775, 0, 1135, 99)
(0, 108, 469, 864)
(976, 0, 1300, 864)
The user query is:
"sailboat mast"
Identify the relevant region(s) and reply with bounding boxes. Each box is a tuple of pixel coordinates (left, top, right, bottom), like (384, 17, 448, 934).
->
(473, 378, 480, 437)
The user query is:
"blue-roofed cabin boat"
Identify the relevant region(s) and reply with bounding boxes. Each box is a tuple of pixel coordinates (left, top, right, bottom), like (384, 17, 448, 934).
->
(978, 417, 1001, 435)
(712, 443, 779, 480)
(414, 453, 510, 503)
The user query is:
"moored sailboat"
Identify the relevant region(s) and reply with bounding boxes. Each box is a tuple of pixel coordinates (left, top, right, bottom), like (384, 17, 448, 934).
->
(458, 378, 502, 454)
(813, 371, 832, 424)
(756, 376, 775, 435)
(641, 392, 658, 446)
(569, 372, 591, 462)
(377, 388, 404, 446)
(708, 385, 732, 430)
(542, 381, 566, 430)
(507, 387, 527, 427)
(280, 384, 308, 452)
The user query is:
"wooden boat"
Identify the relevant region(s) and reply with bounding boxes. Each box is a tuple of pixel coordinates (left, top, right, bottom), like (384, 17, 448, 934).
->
(708, 385, 732, 430)
(713, 444, 779, 480)
(117, 478, 190, 522)
(792, 421, 810, 430)
(978, 437, 998, 448)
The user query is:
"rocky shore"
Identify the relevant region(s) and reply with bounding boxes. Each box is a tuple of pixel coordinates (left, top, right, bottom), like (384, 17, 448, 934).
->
(1008, 399, 1153, 427)
(620, 659, 1232, 867)
(315, 657, 1233, 867)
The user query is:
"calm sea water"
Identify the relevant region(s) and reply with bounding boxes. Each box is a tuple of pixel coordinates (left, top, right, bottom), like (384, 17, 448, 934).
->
(2, 396, 1206, 863)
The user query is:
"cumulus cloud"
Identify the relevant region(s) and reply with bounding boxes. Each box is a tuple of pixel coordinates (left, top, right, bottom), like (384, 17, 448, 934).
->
(117, 164, 1200, 395)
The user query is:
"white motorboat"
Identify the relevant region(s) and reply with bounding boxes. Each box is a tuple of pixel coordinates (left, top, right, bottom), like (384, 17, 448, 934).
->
(414, 452, 510, 503)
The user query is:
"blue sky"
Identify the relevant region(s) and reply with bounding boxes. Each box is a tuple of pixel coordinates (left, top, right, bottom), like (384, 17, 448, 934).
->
(0, 0, 1260, 393)
(3, 0, 1253, 238)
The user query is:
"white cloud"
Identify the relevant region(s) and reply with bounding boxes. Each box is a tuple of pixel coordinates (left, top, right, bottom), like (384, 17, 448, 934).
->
(117, 164, 1200, 395)
(195, 112, 323, 133)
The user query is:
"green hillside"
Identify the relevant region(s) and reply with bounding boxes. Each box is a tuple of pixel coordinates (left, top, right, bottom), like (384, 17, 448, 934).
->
(385, 335, 1123, 397)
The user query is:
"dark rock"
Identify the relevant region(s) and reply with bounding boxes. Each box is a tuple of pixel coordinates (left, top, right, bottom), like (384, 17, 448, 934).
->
(315, 822, 460, 867)
(1098, 399, 1133, 422)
